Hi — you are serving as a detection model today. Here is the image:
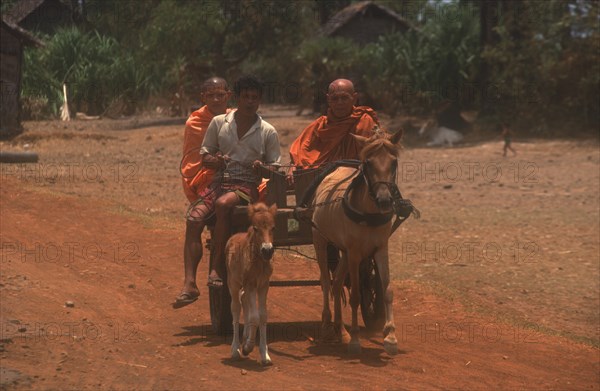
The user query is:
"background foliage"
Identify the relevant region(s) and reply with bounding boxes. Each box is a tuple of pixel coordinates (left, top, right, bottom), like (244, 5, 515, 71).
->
(17, 0, 599, 133)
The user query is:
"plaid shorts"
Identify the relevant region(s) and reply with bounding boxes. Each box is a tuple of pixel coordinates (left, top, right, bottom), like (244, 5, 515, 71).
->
(186, 180, 258, 222)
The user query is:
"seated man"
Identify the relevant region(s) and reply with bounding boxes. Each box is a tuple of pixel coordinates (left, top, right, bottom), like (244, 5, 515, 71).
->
(289, 78, 379, 169)
(175, 77, 231, 308)
(289, 79, 379, 273)
(174, 75, 281, 308)
(181, 77, 232, 203)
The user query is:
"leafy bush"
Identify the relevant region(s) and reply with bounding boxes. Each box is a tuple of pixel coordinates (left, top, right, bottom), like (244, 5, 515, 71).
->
(292, 3, 481, 116)
(358, 3, 480, 115)
(296, 37, 361, 112)
(22, 27, 155, 118)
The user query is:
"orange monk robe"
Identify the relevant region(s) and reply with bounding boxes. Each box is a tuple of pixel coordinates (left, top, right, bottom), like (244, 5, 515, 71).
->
(289, 106, 379, 168)
(181, 106, 221, 203)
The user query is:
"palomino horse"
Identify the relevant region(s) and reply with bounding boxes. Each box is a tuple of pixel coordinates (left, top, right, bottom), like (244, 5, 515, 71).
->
(226, 202, 277, 366)
(312, 130, 403, 354)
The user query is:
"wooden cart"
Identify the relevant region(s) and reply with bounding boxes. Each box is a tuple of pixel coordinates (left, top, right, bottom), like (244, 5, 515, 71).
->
(206, 167, 386, 335)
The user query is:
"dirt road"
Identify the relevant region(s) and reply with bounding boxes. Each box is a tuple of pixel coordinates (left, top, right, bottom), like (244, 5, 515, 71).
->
(1, 108, 599, 389)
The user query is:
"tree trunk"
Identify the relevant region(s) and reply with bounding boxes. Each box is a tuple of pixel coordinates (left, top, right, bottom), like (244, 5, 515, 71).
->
(479, 0, 500, 114)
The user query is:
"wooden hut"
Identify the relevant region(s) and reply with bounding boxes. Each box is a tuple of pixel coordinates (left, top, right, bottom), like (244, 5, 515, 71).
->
(320, 1, 413, 45)
(1, 18, 43, 138)
(4, 0, 75, 35)
(304, 2, 415, 113)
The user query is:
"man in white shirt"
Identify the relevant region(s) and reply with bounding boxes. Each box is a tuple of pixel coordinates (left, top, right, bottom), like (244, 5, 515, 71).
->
(174, 75, 280, 307)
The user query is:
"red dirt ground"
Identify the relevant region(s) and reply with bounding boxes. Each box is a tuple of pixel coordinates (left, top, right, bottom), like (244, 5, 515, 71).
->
(1, 106, 599, 390)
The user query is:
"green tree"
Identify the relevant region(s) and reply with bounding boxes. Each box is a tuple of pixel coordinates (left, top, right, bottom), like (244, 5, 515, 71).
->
(22, 27, 155, 116)
(482, 0, 599, 133)
(138, 0, 316, 99)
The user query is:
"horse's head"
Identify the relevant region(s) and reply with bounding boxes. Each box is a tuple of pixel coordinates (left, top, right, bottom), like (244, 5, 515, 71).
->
(418, 119, 437, 137)
(248, 202, 277, 261)
(351, 129, 403, 212)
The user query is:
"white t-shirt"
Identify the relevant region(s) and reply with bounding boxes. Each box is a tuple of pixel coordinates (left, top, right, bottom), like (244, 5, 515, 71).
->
(200, 110, 281, 183)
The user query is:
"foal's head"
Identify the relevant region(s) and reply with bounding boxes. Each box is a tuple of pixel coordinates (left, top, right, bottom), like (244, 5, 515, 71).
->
(248, 202, 277, 261)
(352, 129, 403, 212)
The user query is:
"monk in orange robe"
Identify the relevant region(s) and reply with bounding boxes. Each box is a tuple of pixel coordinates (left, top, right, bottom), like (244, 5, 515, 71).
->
(289, 79, 380, 273)
(181, 78, 232, 202)
(289, 79, 379, 168)
(174, 77, 231, 308)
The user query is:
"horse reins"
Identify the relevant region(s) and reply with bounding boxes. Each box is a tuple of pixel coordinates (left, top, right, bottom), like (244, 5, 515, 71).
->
(297, 161, 420, 237)
(342, 161, 420, 234)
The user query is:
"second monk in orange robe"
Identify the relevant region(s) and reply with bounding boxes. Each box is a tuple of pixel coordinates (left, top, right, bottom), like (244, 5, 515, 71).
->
(181, 78, 232, 202)
(289, 79, 379, 168)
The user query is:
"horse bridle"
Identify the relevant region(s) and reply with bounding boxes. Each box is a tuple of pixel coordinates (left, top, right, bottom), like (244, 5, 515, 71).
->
(337, 159, 398, 228)
(360, 159, 398, 203)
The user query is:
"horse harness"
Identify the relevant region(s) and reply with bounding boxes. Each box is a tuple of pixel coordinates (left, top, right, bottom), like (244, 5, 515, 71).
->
(295, 160, 420, 237)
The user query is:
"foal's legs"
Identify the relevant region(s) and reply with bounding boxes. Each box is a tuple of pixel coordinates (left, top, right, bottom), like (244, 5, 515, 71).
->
(257, 283, 272, 366)
(374, 246, 398, 355)
(242, 288, 249, 343)
(229, 283, 242, 359)
(242, 287, 258, 356)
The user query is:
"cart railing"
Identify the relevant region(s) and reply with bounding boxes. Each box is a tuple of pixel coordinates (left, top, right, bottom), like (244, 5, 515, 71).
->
(206, 165, 324, 280)
(208, 165, 322, 245)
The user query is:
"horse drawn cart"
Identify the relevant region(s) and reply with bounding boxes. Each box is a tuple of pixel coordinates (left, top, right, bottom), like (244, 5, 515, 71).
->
(205, 165, 387, 335)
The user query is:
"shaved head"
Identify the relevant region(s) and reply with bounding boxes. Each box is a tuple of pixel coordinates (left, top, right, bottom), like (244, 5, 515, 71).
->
(327, 78, 357, 119)
(200, 77, 230, 115)
(328, 79, 355, 94)
(201, 77, 229, 92)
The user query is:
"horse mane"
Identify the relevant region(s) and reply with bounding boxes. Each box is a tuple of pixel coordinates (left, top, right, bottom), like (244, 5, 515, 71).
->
(359, 135, 400, 161)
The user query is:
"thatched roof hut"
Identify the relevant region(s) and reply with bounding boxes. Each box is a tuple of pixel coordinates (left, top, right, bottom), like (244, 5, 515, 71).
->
(320, 1, 414, 45)
(4, 0, 75, 35)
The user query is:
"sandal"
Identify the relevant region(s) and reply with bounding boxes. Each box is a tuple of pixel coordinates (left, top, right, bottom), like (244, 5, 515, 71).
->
(172, 291, 199, 309)
(207, 274, 224, 289)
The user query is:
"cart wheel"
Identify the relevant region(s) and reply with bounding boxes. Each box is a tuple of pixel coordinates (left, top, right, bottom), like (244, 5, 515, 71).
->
(209, 282, 232, 336)
(207, 241, 232, 336)
(360, 258, 385, 331)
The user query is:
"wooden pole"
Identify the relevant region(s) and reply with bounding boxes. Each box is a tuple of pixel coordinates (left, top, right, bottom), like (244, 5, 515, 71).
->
(61, 83, 70, 121)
